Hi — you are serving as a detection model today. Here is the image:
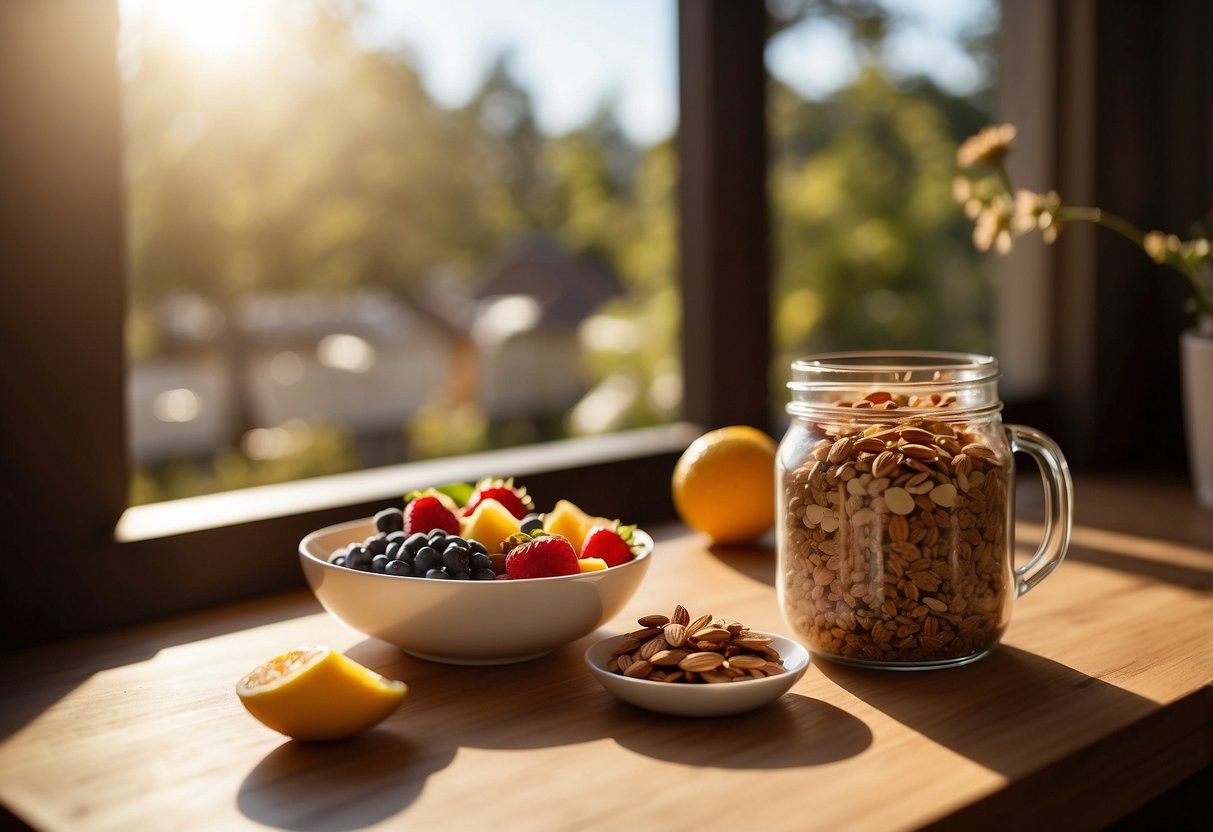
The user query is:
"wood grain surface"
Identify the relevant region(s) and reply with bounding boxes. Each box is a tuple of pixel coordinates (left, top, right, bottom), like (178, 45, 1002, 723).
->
(2, 476, 1210, 832)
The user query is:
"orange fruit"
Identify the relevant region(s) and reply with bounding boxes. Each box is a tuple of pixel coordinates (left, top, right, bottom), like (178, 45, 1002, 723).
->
(236, 646, 407, 741)
(671, 426, 777, 544)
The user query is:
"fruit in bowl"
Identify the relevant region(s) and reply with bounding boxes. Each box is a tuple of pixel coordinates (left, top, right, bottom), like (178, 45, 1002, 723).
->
(326, 479, 642, 582)
(298, 480, 653, 665)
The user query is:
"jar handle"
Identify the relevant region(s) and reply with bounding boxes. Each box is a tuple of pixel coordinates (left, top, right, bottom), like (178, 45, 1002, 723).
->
(1006, 424, 1074, 597)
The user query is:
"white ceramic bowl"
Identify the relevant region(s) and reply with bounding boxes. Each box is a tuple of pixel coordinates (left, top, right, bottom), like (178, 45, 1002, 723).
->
(584, 631, 809, 717)
(299, 517, 653, 665)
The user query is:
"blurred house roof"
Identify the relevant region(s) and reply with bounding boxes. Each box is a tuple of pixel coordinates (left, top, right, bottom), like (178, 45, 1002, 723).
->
(474, 234, 623, 328)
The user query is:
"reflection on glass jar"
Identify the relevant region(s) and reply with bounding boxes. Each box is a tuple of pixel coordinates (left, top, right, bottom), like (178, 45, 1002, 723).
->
(777, 352, 1072, 670)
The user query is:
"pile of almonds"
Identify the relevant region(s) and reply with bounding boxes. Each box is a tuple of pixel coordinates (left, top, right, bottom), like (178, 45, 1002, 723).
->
(780, 391, 1011, 665)
(607, 605, 786, 683)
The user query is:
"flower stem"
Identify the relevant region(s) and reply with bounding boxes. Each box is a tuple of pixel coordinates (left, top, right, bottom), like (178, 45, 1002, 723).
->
(1060, 207, 1213, 317)
(1060, 207, 1146, 248)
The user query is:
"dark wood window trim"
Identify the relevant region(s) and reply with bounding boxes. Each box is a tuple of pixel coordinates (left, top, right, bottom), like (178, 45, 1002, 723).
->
(1006, 0, 1212, 470)
(0, 1, 772, 650)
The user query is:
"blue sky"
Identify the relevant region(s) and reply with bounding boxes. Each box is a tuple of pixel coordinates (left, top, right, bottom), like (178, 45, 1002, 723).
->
(119, 0, 995, 145)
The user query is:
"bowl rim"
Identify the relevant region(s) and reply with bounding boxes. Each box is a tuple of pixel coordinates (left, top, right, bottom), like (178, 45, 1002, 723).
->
(584, 630, 810, 691)
(299, 516, 654, 585)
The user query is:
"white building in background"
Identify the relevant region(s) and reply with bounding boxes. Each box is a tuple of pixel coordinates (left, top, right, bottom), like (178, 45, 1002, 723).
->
(128, 235, 626, 465)
(128, 288, 453, 464)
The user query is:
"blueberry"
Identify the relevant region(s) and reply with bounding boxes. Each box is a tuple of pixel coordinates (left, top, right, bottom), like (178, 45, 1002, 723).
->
(386, 530, 408, 543)
(374, 507, 405, 534)
(427, 529, 448, 543)
(472, 569, 497, 581)
(385, 559, 412, 577)
(425, 568, 451, 580)
(467, 539, 488, 557)
(404, 532, 429, 555)
(413, 546, 440, 572)
(452, 571, 471, 580)
(442, 547, 470, 573)
(385, 540, 403, 560)
(329, 547, 349, 565)
(520, 513, 544, 534)
(444, 536, 467, 549)
(470, 552, 492, 572)
(331, 556, 347, 568)
(363, 533, 389, 556)
(345, 545, 371, 570)
(371, 554, 389, 574)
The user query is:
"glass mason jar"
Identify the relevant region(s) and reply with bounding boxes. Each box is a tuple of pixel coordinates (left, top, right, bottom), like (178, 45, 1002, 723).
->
(776, 352, 1073, 670)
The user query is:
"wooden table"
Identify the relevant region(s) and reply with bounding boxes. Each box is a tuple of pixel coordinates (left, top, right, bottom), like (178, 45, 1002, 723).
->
(2, 476, 1211, 831)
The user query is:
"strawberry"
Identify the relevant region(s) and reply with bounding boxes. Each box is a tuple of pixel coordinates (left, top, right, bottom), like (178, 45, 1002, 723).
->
(403, 495, 460, 536)
(579, 524, 636, 568)
(504, 533, 579, 579)
(462, 478, 534, 519)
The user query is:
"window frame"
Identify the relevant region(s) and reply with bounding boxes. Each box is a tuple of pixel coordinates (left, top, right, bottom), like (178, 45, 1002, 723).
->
(0, 0, 771, 650)
(6, 0, 1205, 650)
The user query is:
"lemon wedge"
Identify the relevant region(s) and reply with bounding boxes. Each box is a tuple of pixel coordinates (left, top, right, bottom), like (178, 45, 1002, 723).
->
(236, 646, 407, 741)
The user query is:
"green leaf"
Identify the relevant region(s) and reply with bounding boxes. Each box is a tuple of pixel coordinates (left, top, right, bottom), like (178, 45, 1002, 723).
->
(404, 482, 474, 508)
(434, 482, 475, 507)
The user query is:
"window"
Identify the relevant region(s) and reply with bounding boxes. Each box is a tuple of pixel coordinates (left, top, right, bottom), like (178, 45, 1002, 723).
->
(3, 2, 1205, 650)
(117, 0, 682, 505)
(765, 1, 1001, 407)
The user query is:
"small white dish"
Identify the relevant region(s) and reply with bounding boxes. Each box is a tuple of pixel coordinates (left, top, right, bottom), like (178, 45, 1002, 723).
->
(299, 517, 652, 665)
(584, 631, 809, 717)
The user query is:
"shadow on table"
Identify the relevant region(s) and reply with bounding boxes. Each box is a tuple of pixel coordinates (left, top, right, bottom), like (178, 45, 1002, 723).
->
(237, 635, 871, 829)
(707, 538, 777, 587)
(237, 732, 454, 832)
(815, 644, 1157, 776)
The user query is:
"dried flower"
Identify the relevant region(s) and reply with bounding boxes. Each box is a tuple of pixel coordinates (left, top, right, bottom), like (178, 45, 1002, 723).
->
(1144, 231, 1180, 263)
(954, 122, 1213, 318)
(972, 195, 1013, 254)
(1012, 189, 1064, 243)
(956, 123, 1017, 169)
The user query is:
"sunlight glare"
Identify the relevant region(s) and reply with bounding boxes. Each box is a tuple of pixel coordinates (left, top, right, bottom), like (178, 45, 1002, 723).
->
(141, 0, 278, 61)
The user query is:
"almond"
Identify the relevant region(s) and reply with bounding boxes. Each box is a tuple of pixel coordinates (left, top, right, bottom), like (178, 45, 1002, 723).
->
(678, 651, 725, 672)
(663, 623, 688, 647)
